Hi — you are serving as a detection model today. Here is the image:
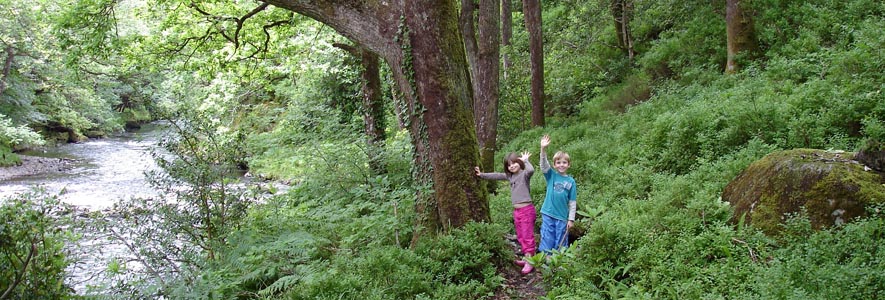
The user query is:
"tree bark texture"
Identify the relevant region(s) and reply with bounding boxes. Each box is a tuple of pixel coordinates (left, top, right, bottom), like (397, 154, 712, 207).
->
(461, 0, 502, 192)
(460, 0, 479, 90)
(725, 0, 758, 74)
(404, 0, 490, 232)
(261, 0, 490, 238)
(522, 0, 545, 127)
(474, 0, 501, 175)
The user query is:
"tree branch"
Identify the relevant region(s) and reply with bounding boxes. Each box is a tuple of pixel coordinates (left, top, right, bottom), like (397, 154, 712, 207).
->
(0, 240, 37, 300)
(231, 18, 290, 62)
(233, 3, 271, 50)
(332, 42, 359, 56)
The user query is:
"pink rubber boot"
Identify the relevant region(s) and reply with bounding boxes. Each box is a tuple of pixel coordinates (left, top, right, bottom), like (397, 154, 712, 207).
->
(520, 252, 534, 274)
(521, 262, 534, 274)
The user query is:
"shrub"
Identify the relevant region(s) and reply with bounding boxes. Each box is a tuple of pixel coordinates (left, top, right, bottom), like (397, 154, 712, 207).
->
(737, 211, 885, 299)
(0, 113, 44, 154)
(0, 190, 76, 299)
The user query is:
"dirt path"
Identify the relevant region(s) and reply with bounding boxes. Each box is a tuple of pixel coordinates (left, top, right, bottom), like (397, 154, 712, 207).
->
(493, 234, 546, 300)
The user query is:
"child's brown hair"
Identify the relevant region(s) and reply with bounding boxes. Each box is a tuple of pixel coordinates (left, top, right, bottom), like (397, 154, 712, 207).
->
(503, 152, 525, 175)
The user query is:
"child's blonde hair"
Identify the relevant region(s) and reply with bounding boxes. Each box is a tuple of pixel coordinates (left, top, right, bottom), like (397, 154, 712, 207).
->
(553, 151, 570, 163)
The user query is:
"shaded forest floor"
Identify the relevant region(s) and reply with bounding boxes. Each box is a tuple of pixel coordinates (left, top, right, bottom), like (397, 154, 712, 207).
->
(493, 234, 546, 300)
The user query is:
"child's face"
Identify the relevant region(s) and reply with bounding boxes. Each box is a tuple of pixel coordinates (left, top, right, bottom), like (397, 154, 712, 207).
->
(507, 161, 522, 173)
(553, 159, 570, 174)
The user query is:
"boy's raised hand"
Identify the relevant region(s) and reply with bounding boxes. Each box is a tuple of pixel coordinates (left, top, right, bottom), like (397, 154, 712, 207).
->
(540, 135, 551, 149)
(474, 166, 482, 176)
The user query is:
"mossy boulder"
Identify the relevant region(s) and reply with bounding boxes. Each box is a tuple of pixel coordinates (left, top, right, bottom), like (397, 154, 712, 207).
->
(85, 130, 107, 138)
(855, 139, 885, 172)
(723, 149, 885, 234)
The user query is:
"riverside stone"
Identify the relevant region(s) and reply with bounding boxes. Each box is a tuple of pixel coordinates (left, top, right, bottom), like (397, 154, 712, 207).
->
(0, 155, 75, 181)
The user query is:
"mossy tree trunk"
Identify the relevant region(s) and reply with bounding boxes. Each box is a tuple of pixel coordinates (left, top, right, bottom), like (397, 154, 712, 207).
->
(262, 0, 490, 241)
(358, 48, 387, 175)
(475, 0, 501, 179)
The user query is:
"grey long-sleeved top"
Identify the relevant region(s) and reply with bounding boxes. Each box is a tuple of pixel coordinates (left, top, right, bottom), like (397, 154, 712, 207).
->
(478, 159, 534, 206)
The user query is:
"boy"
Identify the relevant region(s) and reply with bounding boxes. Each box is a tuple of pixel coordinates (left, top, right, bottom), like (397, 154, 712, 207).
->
(538, 134, 577, 254)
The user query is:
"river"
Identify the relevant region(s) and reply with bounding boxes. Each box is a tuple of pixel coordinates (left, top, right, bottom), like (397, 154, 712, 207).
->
(0, 122, 170, 294)
(0, 122, 284, 295)
(0, 122, 167, 209)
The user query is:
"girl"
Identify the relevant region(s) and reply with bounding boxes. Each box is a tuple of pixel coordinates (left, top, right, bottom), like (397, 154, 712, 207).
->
(474, 151, 537, 274)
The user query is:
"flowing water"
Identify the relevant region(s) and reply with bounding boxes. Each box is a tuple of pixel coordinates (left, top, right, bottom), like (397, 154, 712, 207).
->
(1, 122, 282, 295)
(0, 122, 167, 209)
(0, 122, 169, 294)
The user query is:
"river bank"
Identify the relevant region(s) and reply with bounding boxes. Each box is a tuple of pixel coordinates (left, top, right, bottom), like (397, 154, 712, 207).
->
(0, 155, 77, 181)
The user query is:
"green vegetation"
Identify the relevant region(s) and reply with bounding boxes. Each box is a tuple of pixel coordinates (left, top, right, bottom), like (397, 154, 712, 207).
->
(1, 0, 884, 299)
(0, 190, 77, 299)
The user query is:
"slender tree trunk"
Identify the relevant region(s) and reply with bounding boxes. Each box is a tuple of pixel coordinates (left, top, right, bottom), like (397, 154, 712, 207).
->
(522, 0, 545, 127)
(359, 48, 387, 174)
(501, 0, 512, 79)
(611, 0, 635, 60)
(461, 0, 479, 89)
(334, 43, 387, 174)
(474, 0, 501, 175)
(725, 0, 758, 74)
(0, 46, 14, 95)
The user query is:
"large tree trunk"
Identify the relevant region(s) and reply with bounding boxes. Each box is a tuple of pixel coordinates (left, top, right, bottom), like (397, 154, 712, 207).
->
(501, 0, 512, 79)
(522, 0, 545, 127)
(611, 0, 635, 60)
(474, 0, 501, 176)
(262, 0, 489, 240)
(725, 0, 758, 74)
(404, 0, 490, 236)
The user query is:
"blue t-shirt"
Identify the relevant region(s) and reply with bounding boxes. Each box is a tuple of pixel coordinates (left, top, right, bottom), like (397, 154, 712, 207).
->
(540, 168, 577, 221)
